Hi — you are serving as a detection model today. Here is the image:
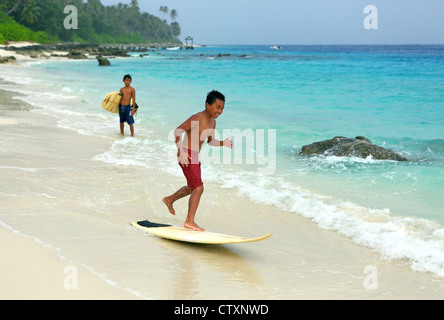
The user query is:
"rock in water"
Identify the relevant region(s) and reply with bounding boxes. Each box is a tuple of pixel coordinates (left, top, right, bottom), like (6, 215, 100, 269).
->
(300, 136, 408, 161)
(96, 55, 111, 66)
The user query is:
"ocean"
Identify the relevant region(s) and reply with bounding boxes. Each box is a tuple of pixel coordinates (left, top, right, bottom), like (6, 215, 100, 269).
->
(1, 44, 444, 288)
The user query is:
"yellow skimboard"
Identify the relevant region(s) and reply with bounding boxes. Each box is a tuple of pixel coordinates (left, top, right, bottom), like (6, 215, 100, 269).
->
(101, 92, 139, 114)
(101, 92, 122, 114)
(131, 221, 272, 244)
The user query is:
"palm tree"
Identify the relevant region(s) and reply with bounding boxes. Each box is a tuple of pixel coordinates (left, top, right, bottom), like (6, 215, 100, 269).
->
(86, 0, 102, 19)
(20, 2, 40, 24)
(170, 21, 180, 38)
(4, 0, 23, 16)
(5, 0, 40, 25)
(130, 0, 139, 13)
(170, 9, 178, 22)
(159, 6, 168, 20)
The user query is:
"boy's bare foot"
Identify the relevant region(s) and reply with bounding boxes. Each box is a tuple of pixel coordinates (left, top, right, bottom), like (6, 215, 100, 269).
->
(162, 197, 175, 215)
(184, 221, 205, 232)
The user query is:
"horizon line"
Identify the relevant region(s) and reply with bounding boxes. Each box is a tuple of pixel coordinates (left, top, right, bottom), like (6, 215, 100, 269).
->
(195, 43, 444, 46)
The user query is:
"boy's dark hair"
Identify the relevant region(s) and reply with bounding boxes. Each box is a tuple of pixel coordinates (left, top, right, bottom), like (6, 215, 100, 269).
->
(123, 74, 132, 81)
(206, 90, 225, 105)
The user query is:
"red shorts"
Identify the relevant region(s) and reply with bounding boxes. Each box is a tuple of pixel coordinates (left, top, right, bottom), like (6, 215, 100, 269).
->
(179, 147, 203, 191)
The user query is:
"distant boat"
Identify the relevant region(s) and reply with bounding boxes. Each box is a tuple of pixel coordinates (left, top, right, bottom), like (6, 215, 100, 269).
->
(270, 45, 282, 51)
(167, 46, 181, 51)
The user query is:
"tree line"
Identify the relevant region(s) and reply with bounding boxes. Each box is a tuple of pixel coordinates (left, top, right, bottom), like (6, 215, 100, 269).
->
(0, 0, 181, 44)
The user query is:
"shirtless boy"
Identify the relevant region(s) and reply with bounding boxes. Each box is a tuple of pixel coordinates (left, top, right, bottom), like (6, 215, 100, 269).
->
(119, 74, 136, 137)
(163, 90, 233, 231)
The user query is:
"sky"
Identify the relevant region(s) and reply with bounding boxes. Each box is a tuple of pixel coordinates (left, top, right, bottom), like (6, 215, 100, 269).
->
(99, 0, 444, 45)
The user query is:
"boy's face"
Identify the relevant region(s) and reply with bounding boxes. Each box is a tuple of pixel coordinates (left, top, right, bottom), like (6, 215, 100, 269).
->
(123, 78, 132, 86)
(206, 99, 225, 119)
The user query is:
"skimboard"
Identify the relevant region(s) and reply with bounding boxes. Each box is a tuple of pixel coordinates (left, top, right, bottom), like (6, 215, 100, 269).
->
(101, 92, 139, 114)
(131, 220, 272, 244)
(102, 92, 122, 114)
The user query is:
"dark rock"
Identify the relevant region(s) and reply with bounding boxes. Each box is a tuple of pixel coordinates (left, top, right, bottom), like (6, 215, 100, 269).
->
(5, 43, 129, 59)
(0, 56, 16, 64)
(97, 47, 129, 57)
(50, 53, 67, 57)
(300, 136, 408, 161)
(67, 50, 88, 59)
(96, 55, 111, 66)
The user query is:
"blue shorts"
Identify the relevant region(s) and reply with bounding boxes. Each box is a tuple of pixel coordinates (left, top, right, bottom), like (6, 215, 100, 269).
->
(119, 104, 135, 125)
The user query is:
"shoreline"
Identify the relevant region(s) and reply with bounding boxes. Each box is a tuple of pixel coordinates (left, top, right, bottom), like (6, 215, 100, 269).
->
(0, 87, 142, 300)
(1, 53, 444, 300)
(0, 41, 197, 65)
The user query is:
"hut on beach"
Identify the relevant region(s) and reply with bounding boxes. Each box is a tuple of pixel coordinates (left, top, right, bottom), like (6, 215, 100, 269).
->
(185, 36, 194, 49)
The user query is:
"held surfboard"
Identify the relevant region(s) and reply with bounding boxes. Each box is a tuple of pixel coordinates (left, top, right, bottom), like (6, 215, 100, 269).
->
(101, 92, 139, 114)
(102, 92, 122, 114)
(131, 220, 272, 244)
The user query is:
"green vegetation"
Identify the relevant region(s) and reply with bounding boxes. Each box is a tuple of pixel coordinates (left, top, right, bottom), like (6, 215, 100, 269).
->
(0, 11, 49, 44)
(0, 0, 181, 44)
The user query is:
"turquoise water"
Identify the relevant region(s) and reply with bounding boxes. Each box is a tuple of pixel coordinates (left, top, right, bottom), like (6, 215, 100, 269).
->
(7, 45, 444, 277)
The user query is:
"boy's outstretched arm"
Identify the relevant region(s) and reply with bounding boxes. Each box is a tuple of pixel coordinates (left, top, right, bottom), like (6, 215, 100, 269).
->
(207, 130, 233, 149)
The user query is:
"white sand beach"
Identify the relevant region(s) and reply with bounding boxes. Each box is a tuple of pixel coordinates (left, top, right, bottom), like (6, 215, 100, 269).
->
(0, 42, 38, 61)
(0, 226, 138, 300)
(1, 50, 444, 300)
